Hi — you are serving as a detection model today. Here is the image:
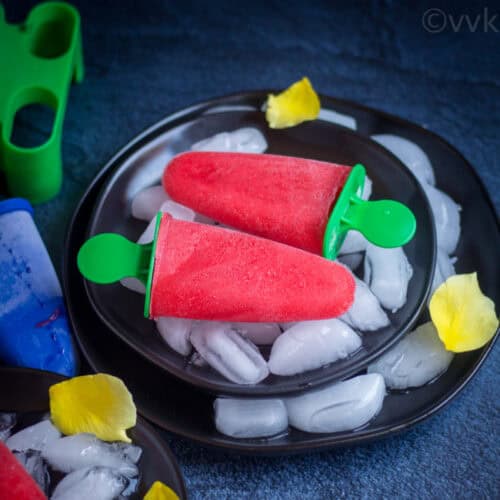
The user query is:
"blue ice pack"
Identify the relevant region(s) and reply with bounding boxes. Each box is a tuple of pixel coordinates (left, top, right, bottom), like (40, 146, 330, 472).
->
(0, 198, 76, 375)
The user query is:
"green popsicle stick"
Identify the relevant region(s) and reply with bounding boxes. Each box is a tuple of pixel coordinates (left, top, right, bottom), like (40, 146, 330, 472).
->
(322, 164, 417, 260)
(77, 214, 163, 317)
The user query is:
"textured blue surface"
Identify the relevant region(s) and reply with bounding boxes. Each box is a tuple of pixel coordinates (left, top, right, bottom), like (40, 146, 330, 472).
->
(4, 0, 499, 498)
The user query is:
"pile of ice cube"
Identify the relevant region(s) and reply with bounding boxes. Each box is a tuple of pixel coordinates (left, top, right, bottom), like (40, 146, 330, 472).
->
(125, 126, 460, 438)
(1, 415, 142, 499)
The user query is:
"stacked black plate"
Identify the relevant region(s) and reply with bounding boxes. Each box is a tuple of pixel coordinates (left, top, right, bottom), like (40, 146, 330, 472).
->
(63, 92, 499, 454)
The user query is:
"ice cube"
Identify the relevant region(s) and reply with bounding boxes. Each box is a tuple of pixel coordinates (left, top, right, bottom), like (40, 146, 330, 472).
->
(156, 317, 193, 356)
(340, 277, 390, 331)
(159, 200, 196, 222)
(231, 322, 282, 345)
(131, 185, 169, 221)
(137, 217, 157, 244)
(190, 322, 269, 384)
(371, 135, 436, 186)
(424, 185, 461, 255)
(214, 398, 288, 438)
(364, 244, 413, 312)
(6, 419, 61, 452)
(339, 231, 368, 255)
(368, 322, 454, 389)
(268, 319, 361, 376)
(13, 449, 50, 495)
(362, 175, 373, 200)
(191, 127, 267, 153)
(318, 109, 357, 130)
(0, 413, 16, 442)
(51, 466, 128, 500)
(42, 433, 139, 476)
(120, 278, 146, 295)
(429, 248, 457, 298)
(337, 252, 364, 271)
(286, 373, 386, 433)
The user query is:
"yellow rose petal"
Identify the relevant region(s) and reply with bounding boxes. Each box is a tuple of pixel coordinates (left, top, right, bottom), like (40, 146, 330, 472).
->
(49, 374, 136, 443)
(143, 481, 180, 500)
(266, 77, 320, 129)
(429, 273, 498, 353)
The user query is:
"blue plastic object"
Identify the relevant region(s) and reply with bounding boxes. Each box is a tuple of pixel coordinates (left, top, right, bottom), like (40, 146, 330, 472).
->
(0, 198, 76, 375)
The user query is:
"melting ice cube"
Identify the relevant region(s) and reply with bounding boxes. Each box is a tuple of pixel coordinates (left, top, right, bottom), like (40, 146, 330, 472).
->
(286, 374, 386, 433)
(429, 248, 457, 298)
(190, 322, 269, 384)
(13, 449, 50, 495)
(364, 244, 413, 312)
(6, 419, 60, 452)
(156, 317, 193, 356)
(424, 185, 461, 255)
(131, 185, 169, 221)
(42, 433, 140, 476)
(340, 277, 389, 331)
(368, 322, 454, 389)
(51, 466, 128, 500)
(231, 322, 282, 345)
(191, 127, 267, 154)
(0, 413, 16, 442)
(214, 398, 288, 438)
(371, 135, 436, 186)
(268, 319, 361, 376)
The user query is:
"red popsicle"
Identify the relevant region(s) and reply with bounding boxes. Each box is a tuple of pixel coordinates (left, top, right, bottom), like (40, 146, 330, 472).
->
(78, 214, 355, 322)
(164, 152, 351, 255)
(0, 441, 47, 500)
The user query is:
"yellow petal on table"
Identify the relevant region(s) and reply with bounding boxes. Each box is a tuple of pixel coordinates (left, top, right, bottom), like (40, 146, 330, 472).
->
(143, 481, 180, 500)
(266, 77, 320, 129)
(49, 373, 136, 443)
(429, 273, 498, 353)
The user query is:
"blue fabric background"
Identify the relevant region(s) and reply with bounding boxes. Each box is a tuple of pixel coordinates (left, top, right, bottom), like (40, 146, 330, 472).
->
(4, 0, 499, 498)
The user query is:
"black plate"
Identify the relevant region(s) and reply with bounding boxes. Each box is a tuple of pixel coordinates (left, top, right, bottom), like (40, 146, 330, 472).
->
(63, 93, 499, 454)
(0, 366, 187, 499)
(83, 99, 435, 396)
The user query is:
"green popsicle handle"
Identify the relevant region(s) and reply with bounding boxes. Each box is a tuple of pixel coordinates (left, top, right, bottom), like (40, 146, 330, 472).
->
(323, 164, 417, 260)
(77, 233, 152, 285)
(77, 214, 163, 317)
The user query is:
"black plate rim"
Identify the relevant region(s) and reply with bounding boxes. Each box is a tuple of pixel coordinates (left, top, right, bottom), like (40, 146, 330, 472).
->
(80, 95, 437, 396)
(62, 92, 499, 454)
(0, 365, 188, 497)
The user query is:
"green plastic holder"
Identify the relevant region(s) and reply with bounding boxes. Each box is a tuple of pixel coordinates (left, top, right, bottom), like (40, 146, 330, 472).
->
(78, 214, 163, 318)
(323, 163, 417, 260)
(0, 2, 84, 203)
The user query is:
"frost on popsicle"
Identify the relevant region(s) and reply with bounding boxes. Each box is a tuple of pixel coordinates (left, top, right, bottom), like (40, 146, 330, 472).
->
(340, 277, 390, 331)
(42, 433, 140, 476)
(286, 374, 386, 433)
(265, 77, 320, 129)
(156, 317, 193, 356)
(190, 322, 269, 384)
(6, 419, 60, 452)
(429, 273, 498, 352)
(191, 127, 267, 153)
(364, 244, 413, 312)
(144, 481, 180, 500)
(51, 466, 129, 500)
(368, 322, 454, 389)
(214, 398, 288, 438)
(49, 374, 137, 443)
(268, 319, 361, 376)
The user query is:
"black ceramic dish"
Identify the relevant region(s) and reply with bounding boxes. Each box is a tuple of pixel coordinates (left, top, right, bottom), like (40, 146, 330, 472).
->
(0, 366, 187, 499)
(82, 97, 435, 397)
(63, 93, 499, 454)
